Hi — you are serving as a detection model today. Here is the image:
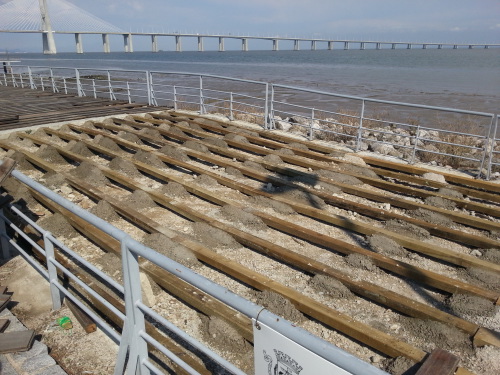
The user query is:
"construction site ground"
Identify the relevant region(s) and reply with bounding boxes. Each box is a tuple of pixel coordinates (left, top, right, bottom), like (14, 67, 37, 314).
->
(0, 108, 499, 375)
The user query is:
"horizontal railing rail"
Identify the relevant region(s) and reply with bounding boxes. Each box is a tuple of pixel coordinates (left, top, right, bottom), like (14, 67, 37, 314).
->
(1, 65, 498, 179)
(0, 170, 387, 375)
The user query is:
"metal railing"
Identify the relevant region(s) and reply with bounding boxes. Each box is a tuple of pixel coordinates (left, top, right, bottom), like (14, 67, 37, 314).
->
(1, 65, 498, 179)
(0, 170, 387, 375)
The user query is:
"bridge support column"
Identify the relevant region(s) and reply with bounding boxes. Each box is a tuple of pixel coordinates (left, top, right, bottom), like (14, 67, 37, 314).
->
(198, 36, 204, 51)
(242, 38, 248, 52)
(219, 37, 225, 52)
(123, 33, 133, 53)
(391, 43, 396, 49)
(102, 34, 110, 53)
(294, 40, 300, 51)
(272, 39, 279, 51)
(311, 40, 316, 50)
(422, 44, 427, 49)
(328, 41, 333, 50)
(344, 41, 349, 50)
(75, 33, 83, 54)
(407, 43, 412, 49)
(469, 45, 473, 49)
(453, 44, 458, 49)
(360, 42, 365, 50)
(437, 44, 442, 49)
(376, 42, 381, 50)
(175, 35, 182, 52)
(40, 0, 56, 54)
(485, 45, 489, 49)
(151, 35, 158, 52)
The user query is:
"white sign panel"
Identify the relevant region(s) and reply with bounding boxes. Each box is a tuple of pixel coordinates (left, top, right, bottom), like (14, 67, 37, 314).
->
(253, 319, 353, 375)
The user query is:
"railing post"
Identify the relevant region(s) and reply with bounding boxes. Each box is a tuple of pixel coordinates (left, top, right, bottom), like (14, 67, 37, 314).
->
(126, 81, 131, 104)
(149, 71, 157, 106)
(50, 68, 57, 92)
(3, 72, 7, 86)
(43, 232, 62, 310)
(107, 70, 115, 100)
(309, 108, 315, 140)
(173, 85, 178, 111)
(75, 69, 84, 97)
(355, 100, 365, 151)
(146, 71, 152, 106)
(410, 126, 421, 164)
(267, 83, 274, 130)
(63, 77, 67, 94)
(19, 73, 24, 89)
(10, 70, 17, 87)
(28, 67, 35, 89)
(264, 82, 270, 129)
(199, 75, 205, 114)
(40, 76, 45, 91)
(92, 79, 97, 99)
(229, 92, 234, 120)
(486, 115, 498, 180)
(114, 237, 148, 375)
(0, 209, 11, 260)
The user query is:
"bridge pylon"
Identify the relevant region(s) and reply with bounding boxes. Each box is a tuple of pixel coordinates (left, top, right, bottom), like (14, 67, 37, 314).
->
(39, 0, 57, 54)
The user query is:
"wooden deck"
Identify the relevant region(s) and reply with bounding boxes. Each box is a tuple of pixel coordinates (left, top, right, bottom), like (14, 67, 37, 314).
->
(0, 85, 169, 131)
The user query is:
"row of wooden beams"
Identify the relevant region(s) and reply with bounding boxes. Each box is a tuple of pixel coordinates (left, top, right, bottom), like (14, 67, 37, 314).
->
(76, 120, 500, 250)
(123, 115, 500, 232)
(59, 123, 499, 275)
(8, 133, 499, 306)
(168, 111, 500, 194)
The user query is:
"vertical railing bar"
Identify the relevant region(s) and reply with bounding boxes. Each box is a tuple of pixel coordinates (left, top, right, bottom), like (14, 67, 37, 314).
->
(229, 92, 234, 120)
(92, 79, 97, 99)
(410, 125, 421, 164)
(264, 82, 270, 129)
(173, 85, 178, 110)
(50, 68, 56, 92)
(199, 75, 204, 114)
(126, 81, 131, 104)
(355, 99, 365, 151)
(0, 209, 10, 259)
(43, 231, 62, 310)
(28, 66, 35, 89)
(309, 107, 315, 140)
(486, 115, 499, 180)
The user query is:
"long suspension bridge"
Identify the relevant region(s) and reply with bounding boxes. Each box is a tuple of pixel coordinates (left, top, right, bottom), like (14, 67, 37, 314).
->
(1, 0, 499, 54)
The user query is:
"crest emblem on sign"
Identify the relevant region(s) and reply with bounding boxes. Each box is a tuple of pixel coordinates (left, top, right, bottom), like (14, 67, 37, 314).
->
(264, 349, 303, 375)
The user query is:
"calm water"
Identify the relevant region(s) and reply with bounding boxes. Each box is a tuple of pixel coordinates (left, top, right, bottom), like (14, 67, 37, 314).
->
(11, 48, 500, 113)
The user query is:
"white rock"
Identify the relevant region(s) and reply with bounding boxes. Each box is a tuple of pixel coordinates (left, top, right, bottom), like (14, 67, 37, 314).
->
(471, 249, 483, 257)
(422, 172, 446, 183)
(275, 120, 292, 132)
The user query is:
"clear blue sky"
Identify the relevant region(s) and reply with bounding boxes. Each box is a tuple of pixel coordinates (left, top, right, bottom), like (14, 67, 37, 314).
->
(1, 0, 499, 52)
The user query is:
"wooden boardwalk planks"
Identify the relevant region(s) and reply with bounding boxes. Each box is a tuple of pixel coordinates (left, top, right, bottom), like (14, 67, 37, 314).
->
(0, 85, 168, 131)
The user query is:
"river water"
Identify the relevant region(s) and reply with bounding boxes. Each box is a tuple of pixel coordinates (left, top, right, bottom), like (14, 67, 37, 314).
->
(12, 48, 500, 114)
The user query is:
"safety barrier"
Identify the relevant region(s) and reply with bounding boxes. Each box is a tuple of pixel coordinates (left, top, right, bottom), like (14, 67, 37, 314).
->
(0, 170, 387, 375)
(1, 65, 498, 179)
